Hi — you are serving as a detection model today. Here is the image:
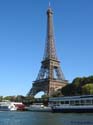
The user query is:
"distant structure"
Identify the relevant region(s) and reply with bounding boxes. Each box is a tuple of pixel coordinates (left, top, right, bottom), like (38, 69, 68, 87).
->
(28, 6, 68, 96)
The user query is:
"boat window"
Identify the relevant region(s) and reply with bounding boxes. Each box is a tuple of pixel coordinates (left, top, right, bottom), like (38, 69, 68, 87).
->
(65, 101, 69, 104)
(92, 100, 93, 104)
(86, 100, 92, 105)
(80, 100, 85, 105)
(70, 101, 74, 105)
(75, 100, 79, 105)
(61, 101, 64, 104)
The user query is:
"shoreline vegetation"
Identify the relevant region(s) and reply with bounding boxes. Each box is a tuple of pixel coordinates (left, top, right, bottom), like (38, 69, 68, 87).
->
(0, 75, 93, 105)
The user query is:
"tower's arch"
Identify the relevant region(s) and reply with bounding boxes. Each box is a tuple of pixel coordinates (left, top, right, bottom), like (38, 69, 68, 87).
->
(35, 91, 45, 98)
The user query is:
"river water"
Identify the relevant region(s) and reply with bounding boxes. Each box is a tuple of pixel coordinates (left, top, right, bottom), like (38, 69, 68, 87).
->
(0, 111, 93, 125)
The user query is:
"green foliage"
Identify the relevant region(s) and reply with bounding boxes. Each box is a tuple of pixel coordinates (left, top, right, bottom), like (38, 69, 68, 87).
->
(2, 95, 35, 105)
(23, 95, 35, 105)
(82, 83, 93, 95)
(15, 95, 25, 102)
(3, 96, 15, 101)
(0, 96, 3, 102)
(42, 94, 49, 99)
(61, 84, 73, 96)
(61, 76, 93, 96)
(51, 89, 63, 97)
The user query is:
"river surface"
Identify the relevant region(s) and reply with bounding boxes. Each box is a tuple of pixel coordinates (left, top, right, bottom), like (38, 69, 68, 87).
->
(0, 111, 93, 125)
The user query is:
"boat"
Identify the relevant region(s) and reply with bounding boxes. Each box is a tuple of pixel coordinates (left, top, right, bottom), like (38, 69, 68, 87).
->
(49, 95, 93, 113)
(10, 102, 26, 111)
(0, 101, 25, 111)
(0, 101, 15, 111)
(26, 103, 52, 112)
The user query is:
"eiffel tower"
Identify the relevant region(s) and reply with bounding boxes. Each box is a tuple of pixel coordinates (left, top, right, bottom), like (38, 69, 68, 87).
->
(28, 6, 68, 96)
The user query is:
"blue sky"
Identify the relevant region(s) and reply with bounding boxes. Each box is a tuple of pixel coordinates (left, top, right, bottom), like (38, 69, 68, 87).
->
(0, 0, 93, 96)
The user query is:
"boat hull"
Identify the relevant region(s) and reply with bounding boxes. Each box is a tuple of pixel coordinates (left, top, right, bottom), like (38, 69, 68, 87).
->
(52, 107, 93, 113)
(28, 108, 51, 112)
(0, 107, 10, 111)
(26, 106, 52, 112)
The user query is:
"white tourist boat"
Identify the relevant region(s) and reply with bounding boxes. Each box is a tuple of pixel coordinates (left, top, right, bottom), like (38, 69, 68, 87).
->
(0, 101, 16, 111)
(26, 103, 52, 112)
(0, 101, 25, 111)
(49, 95, 93, 113)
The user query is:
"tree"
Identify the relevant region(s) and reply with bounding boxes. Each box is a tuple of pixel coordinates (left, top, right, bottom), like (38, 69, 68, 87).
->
(61, 75, 93, 96)
(51, 89, 62, 97)
(82, 83, 93, 95)
(0, 96, 3, 102)
(3, 96, 13, 101)
(23, 96, 35, 105)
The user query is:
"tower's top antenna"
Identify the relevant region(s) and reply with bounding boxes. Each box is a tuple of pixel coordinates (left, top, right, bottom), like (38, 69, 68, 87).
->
(48, 1, 51, 8)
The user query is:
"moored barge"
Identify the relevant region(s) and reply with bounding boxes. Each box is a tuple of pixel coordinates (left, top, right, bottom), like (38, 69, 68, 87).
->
(49, 95, 93, 113)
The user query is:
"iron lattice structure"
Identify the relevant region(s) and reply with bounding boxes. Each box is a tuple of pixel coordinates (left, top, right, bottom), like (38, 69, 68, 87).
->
(28, 7, 68, 96)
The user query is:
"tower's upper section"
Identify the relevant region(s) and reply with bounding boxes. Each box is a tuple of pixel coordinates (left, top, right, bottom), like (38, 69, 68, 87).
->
(43, 6, 58, 61)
